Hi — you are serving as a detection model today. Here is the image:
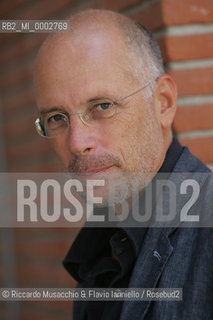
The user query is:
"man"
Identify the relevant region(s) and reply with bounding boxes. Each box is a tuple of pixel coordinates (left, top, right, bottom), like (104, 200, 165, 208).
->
(34, 9, 213, 320)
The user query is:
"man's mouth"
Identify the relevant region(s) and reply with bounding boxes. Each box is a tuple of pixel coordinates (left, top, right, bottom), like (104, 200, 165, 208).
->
(68, 154, 122, 175)
(78, 165, 113, 174)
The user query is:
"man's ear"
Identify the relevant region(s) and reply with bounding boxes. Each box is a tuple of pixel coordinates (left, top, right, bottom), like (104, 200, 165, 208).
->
(154, 74, 177, 129)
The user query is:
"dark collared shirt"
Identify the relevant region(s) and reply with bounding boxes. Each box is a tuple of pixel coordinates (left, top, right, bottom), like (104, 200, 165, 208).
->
(63, 138, 183, 320)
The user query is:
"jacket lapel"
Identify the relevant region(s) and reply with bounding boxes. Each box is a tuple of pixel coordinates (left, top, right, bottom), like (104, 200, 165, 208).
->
(120, 227, 174, 320)
(121, 148, 210, 320)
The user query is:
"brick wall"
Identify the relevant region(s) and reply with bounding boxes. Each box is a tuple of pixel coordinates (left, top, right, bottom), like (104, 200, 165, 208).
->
(130, 0, 213, 169)
(0, 0, 212, 319)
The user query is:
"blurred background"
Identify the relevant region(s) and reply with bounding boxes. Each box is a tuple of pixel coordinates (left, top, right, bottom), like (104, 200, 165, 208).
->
(0, 0, 212, 319)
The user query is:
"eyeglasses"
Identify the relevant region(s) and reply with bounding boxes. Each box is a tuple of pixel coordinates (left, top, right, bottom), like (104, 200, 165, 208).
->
(35, 81, 152, 138)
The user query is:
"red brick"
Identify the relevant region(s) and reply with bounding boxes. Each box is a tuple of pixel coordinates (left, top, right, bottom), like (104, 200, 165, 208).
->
(0, 34, 45, 64)
(0, 304, 7, 320)
(173, 104, 213, 133)
(2, 90, 35, 112)
(16, 263, 76, 287)
(6, 138, 53, 161)
(19, 302, 73, 320)
(131, 2, 164, 31)
(21, 300, 74, 312)
(14, 240, 72, 260)
(179, 137, 213, 163)
(1, 0, 29, 17)
(1, 0, 75, 20)
(131, 0, 212, 30)
(169, 67, 213, 97)
(14, 228, 79, 242)
(0, 62, 33, 89)
(162, 0, 213, 26)
(6, 148, 59, 172)
(5, 127, 38, 148)
(17, 159, 61, 173)
(158, 34, 213, 63)
(90, 0, 142, 11)
(3, 115, 35, 138)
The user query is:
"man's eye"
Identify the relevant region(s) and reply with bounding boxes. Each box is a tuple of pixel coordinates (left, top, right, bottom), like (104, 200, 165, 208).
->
(89, 102, 115, 120)
(94, 103, 112, 111)
(45, 113, 68, 130)
(48, 114, 66, 123)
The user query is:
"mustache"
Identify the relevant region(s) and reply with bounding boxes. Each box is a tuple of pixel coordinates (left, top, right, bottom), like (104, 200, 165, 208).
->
(67, 154, 122, 173)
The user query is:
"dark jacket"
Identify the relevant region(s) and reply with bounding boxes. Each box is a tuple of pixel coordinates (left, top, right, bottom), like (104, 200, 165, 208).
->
(74, 147, 213, 320)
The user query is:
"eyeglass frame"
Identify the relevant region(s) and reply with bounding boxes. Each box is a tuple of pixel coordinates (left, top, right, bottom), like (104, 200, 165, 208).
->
(35, 80, 155, 138)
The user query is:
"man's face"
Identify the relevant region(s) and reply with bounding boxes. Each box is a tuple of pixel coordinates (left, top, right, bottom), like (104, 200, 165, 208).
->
(35, 26, 165, 204)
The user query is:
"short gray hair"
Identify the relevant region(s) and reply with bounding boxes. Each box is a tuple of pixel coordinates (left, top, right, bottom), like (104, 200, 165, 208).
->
(117, 19, 165, 98)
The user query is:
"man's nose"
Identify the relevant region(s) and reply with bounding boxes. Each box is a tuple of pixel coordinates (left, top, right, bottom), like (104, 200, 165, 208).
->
(67, 116, 97, 156)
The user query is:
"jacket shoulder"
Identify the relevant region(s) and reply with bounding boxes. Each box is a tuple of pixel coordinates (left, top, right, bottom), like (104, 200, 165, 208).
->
(173, 146, 211, 173)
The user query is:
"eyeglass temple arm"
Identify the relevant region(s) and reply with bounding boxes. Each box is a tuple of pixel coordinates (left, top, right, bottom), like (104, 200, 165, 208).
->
(116, 80, 156, 104)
